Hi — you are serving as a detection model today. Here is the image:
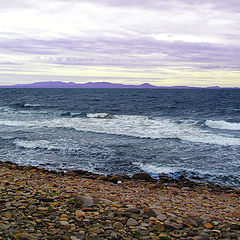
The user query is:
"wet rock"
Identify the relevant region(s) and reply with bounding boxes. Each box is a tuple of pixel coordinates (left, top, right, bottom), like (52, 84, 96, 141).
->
(108, 176, 120, 183)
(132, 172, 152, 181)
(142, 209, 157, 218)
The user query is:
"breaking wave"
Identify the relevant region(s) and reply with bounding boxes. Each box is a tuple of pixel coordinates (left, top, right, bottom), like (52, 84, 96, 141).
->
(1, 114, 240, 146)
(14, 139, 55, 150)
(133, 162, 175, 174)
(60, 112, 82, 118)
(205, 120, 240, 130)
(87, 113, 112, 118)
(24, 103, 43, 107)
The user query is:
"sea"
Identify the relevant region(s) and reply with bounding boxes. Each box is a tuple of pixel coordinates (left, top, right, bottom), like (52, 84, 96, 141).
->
(0, 88, 240, 187)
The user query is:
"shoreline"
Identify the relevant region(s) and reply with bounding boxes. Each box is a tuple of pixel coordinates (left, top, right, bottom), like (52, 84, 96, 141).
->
(0, 161, 240, 239)
(2, 160, 240, 194)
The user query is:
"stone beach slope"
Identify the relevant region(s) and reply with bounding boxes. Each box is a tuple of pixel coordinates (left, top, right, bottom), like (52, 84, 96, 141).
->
(0, 161, 240, 240)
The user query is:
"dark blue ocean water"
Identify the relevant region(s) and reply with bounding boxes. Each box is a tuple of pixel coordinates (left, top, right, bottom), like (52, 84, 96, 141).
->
(0, 88, 240, 186)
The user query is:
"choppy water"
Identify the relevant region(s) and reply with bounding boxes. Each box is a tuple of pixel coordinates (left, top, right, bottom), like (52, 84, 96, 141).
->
(0, 88, 240, 186)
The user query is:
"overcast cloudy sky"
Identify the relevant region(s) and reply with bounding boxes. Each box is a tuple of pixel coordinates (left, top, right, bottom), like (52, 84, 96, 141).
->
(0, 0, 240, 87)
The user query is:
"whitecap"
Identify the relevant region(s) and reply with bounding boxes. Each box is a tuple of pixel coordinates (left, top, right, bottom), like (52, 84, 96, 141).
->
(24, 104, 42, 107)
(1, 115, 240, 146)
(133, 162, 174, 174)
(14, 139, 54, 150)
(205, 120, 240, 130)
(87, 113, 111, 118)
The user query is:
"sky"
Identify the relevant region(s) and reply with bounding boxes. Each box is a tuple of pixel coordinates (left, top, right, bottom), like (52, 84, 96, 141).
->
(0, 0, 240, 87)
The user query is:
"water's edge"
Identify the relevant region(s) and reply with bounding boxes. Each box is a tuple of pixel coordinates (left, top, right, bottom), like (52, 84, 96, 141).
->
(1, 160, 239, 193)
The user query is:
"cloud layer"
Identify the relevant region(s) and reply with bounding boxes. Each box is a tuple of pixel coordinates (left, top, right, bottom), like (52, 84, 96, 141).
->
(0, 0, 240, 86)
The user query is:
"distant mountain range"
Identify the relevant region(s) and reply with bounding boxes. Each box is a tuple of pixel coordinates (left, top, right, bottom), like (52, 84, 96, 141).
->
(0, 81, 237, 89)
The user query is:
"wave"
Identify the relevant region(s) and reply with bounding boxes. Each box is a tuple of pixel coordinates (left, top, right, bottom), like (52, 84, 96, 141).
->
(0, 107, 13, 113)
(205, 120, 240, 130)
(10, 103, 56, 110)
(87, 113, 112, 118)
(0, 120, 37, 128)
(11, 103, 41, 108)
(24, 103, 43, 107)
(1, 114, 240, 146)
(14, 139, 55, 150)
(0, 135, 17, 140)
(60, 112, 82, 118)
(133, 162, 175, 174)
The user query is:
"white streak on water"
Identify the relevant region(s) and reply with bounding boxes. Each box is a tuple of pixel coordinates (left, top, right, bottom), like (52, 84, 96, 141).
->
(1, 115, 240, 146)
(206, 120, 240, 130)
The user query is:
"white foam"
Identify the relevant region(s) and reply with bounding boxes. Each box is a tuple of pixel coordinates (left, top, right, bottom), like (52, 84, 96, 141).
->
(87, 113, 111, 118)
(14, 139, 55, 150)
(206, 120, 240, 130)
(0, 120, 36, 128)
(0, 136, 16, 140)
(24, 104, 42, 107)
(134, 162, 174, 174)
(1, 115, 240, 146)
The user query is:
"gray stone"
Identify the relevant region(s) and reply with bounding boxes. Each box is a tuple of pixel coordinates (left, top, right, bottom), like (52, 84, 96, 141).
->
(194, 233, 209, 240)
(157, 213, 167, 222)
(231, 224, 240, 230)
(13, 233, 38, 240)
(164, 220, 182, 230)
(132, 173, 152, 181)
(223, 232, 239, 239)
(59, 221, 70, 230)
(126, 218, 138, 226)
(70, 237, 81, 240)
(138, 229, 149, 236)
(142, 209, 157, 218)
(74, 195, 97, 207)
(126, 207, 141, 214)
(0, 224, 11, 231)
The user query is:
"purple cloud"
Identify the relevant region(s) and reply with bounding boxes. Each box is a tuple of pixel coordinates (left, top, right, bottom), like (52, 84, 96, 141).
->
(0, 61, 21, 65)
(1, 35, 239, 70)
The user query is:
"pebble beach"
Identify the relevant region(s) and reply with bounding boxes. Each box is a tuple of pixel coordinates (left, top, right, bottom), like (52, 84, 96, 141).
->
(0, 161, 240, 240)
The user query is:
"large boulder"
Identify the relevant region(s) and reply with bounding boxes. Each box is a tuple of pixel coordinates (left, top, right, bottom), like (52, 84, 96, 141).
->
(132, 172, 152, 181)
(74, 195, 97, 208)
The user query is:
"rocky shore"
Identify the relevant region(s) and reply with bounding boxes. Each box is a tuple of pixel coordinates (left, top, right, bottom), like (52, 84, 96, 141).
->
(0, 161, 240, 240)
